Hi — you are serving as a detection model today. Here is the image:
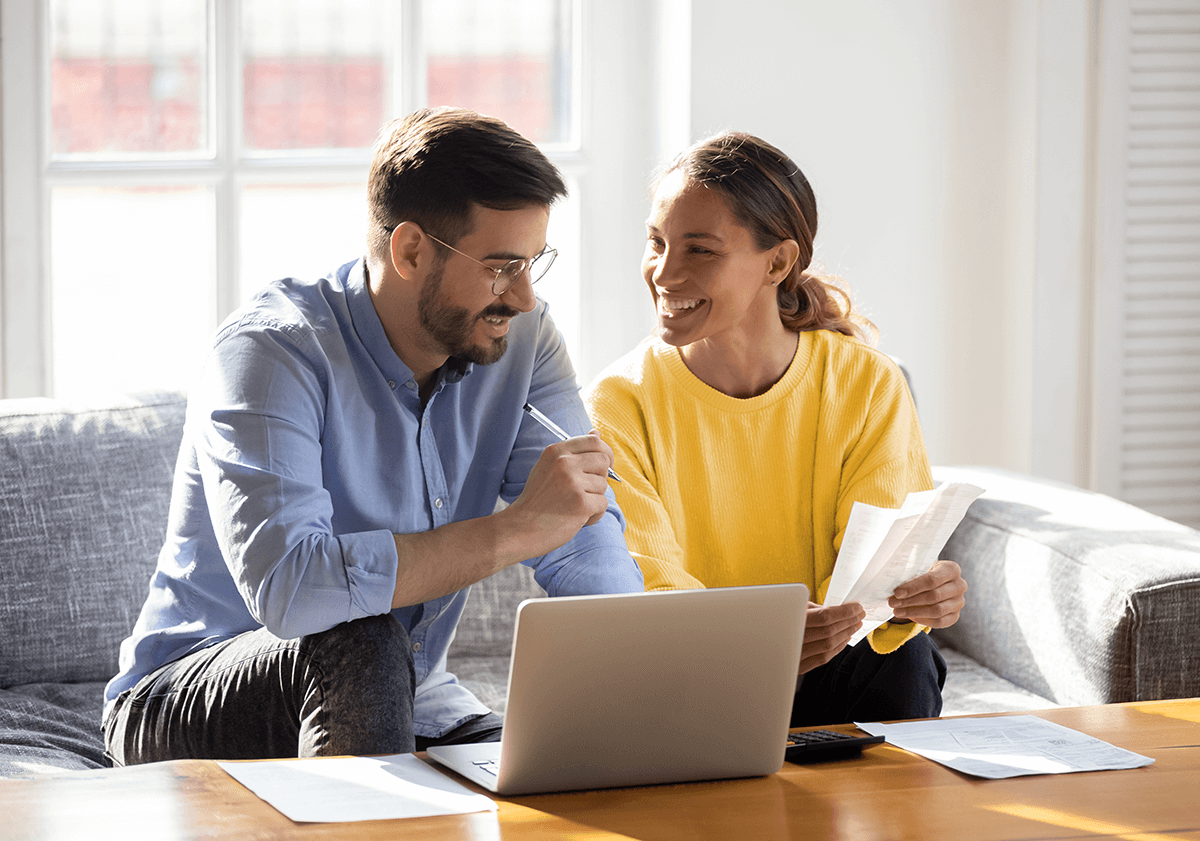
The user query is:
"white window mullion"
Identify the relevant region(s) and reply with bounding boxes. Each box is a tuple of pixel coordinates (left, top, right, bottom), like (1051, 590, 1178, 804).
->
(396, 0, 422, 114)
(214, 0, 241, 326)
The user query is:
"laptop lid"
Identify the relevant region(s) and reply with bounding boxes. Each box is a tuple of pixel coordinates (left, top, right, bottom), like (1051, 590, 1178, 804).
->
(428, 583, 807, 795)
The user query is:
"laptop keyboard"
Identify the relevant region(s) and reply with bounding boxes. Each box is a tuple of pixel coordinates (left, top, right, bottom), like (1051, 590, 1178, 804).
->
(471, 758, 499, 776)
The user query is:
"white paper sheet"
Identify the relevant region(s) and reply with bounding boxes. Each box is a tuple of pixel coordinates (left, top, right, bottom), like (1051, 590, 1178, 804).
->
(825, 482, 984, 645)
(217, 753, 498, 823)
(855, 715, 1155, 779)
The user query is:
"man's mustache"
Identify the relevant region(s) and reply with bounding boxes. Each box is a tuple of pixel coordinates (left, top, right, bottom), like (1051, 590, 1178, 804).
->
(481, 304, 521, 319)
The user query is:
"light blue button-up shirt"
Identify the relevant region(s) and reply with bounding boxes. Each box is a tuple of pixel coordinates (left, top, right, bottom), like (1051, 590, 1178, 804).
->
(104, 259, 643, 737)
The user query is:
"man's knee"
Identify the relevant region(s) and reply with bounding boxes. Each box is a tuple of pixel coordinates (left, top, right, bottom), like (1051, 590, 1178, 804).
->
(297, 614, 415, 698)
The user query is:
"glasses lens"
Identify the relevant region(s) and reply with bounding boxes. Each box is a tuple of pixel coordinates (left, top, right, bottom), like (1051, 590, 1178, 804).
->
(493, 248, 556, 295)
(530, 248, 557, 282)
(493, 261, 524, 296)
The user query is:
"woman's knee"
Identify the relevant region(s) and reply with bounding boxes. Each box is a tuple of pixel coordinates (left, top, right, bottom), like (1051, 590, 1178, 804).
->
(895, 633, 947, 689)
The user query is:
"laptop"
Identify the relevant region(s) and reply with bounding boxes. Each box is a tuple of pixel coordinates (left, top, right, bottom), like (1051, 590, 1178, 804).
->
(426, 583, 808, 795)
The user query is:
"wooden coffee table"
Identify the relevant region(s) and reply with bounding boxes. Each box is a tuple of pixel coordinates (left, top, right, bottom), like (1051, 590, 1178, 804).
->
(3, 698, 1198, 840)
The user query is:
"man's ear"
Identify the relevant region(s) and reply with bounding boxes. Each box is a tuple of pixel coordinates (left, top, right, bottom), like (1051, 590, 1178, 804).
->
(767, 239, 800, 287)
(389, 221, 425, 281)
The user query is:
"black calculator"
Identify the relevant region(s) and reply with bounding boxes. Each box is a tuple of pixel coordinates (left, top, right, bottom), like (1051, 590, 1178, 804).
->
(784, 729, 885, 763)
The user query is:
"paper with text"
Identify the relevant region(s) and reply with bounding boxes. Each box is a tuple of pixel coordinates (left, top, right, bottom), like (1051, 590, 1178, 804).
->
(855, 715, 1155, 779)
(825, 482, 984, 645)
(218, 753, 498, 823)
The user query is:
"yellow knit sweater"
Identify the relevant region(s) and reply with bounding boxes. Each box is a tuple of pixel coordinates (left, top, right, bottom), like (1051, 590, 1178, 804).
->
(585, 329, 935, 653)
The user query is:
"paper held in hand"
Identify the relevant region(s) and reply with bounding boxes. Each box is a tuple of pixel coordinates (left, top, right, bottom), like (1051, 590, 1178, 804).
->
(824, 482, 985, 645)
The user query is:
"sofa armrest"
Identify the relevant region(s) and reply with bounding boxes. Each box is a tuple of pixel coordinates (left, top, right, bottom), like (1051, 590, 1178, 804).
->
(931, 465, 1200, 706)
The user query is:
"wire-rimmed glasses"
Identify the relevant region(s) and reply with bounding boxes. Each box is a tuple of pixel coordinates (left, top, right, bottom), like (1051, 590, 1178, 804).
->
(426, 232, 557, 297)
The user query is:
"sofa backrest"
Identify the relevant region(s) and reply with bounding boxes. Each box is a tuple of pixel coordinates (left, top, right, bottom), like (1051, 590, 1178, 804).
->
(0, 392, 187, 686)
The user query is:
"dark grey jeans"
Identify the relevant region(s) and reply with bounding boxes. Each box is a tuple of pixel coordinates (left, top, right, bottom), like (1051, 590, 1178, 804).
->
(104, 613, 502, 766)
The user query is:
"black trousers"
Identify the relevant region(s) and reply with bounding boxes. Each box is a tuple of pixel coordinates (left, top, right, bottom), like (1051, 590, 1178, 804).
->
(791, 632, 947, 727)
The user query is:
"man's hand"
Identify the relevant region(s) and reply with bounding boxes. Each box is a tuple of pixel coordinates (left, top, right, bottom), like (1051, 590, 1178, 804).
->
(887, 560, 967, 628)
(800, 601, 865, 675)
(502, 431, 616, 558)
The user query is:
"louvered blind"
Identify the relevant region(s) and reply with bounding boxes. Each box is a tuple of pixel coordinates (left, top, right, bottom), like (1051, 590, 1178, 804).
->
(1119, 0, 1200, 528)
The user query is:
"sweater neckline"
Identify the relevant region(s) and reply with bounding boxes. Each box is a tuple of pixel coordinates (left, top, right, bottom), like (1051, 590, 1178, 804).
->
(657, 332, 814, 412)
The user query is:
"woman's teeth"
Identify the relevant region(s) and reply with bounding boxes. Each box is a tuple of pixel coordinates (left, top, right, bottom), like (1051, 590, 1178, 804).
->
(660, 298, 702, 314)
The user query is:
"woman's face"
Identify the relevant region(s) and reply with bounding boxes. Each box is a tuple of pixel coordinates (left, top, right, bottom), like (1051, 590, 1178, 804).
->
(642, 169, 780, 349)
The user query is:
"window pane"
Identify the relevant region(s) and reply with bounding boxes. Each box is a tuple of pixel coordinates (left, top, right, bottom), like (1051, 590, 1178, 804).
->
(50, 0, 208, 157)
(424, 0, 574, 144)
(240, 183, 367, 300)
(242, 0, 390, 152)
(540, 184, 581, 366)
(50, 186, 216, 397)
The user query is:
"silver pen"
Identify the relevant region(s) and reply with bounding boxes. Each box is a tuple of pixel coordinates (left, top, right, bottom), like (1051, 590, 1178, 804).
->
(522, 402, 622, 483)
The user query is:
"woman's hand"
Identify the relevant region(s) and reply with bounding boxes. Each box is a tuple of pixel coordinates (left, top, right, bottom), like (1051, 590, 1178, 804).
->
(887, 560, 967, 628)
(800, 601, 865, 674)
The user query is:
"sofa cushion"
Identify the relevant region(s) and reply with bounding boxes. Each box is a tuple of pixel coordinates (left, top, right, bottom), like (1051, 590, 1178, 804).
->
(0, 392, 187, 687)
(932, 465, 1200, 706)
(0, 683, 107, 777)
(449, 562, 545, 659)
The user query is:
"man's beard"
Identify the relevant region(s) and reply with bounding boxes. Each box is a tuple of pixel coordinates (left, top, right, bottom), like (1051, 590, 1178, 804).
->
(417, 260, 521, 366)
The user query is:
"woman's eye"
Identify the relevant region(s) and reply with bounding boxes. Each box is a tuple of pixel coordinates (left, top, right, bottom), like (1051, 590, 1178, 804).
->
(688, 245, 712, 255)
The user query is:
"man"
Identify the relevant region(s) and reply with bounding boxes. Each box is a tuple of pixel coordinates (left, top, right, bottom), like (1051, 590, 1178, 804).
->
(104, 107, 643, 764)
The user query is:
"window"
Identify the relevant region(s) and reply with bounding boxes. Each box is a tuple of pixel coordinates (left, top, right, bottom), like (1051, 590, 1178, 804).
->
(4, 0, 585, 397)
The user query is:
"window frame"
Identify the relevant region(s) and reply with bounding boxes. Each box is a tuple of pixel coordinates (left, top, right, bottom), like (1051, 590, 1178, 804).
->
(1, 0, 603, 398)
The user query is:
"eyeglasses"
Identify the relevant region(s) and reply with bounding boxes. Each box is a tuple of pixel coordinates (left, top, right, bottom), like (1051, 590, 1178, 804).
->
(426, 232, 557, 297)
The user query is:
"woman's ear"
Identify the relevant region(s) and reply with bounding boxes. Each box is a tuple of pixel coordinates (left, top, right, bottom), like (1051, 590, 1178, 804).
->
(389, 221, 425, 280)
(767, 239, 801, 287)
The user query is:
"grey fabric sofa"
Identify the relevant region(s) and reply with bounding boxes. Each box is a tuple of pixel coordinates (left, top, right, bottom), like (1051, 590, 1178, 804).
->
(2, 392, 1198, 778)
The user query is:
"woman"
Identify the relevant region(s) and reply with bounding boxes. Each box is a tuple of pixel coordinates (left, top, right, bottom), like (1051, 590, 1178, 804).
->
(584, 132, 965, 725)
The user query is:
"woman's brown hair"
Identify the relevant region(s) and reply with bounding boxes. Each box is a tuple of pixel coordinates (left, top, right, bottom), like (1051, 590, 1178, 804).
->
(661, 132, 877, 344)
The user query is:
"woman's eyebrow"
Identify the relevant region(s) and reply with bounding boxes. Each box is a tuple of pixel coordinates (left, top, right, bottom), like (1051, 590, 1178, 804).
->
(645, 222, 723, 243)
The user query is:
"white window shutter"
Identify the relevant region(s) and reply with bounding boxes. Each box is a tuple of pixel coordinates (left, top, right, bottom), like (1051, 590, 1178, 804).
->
(1108, 0, 1200, 528)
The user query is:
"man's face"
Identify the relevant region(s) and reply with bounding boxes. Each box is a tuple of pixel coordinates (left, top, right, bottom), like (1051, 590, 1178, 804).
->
(416, 204, 547, 365)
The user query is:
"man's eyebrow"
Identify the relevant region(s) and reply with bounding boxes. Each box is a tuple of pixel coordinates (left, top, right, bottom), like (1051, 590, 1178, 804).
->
(481, 245, 547, 262)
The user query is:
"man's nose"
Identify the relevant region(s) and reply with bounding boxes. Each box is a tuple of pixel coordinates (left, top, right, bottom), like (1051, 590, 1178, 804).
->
(500, 269, 538, 313)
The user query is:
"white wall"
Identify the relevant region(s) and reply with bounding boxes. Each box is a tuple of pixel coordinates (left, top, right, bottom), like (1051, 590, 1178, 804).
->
(591, 0, 1049, 471)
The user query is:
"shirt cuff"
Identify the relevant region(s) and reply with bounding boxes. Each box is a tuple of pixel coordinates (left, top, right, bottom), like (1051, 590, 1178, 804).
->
(339, 529, 400, 620)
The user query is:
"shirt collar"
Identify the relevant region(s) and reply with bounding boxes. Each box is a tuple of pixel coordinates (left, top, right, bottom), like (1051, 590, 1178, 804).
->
(343, 259, 474, 390)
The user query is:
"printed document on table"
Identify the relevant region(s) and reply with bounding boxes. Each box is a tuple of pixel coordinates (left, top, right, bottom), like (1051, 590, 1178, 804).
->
(855, 715, 1155, 779)
(218, 753, 498, 823)
(825, 482, 984, 645)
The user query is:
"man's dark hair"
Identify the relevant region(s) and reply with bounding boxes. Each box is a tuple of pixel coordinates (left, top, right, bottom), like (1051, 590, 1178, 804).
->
(366, 107, 568, 262)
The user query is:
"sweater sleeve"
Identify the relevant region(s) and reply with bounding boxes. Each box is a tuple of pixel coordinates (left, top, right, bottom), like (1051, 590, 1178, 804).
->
(831, 354, 935, 655)
(584, 372, 705, 592)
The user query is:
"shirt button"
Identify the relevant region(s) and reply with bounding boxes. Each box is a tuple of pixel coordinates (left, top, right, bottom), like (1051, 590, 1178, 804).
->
(412, 642, 422, 653)
(387, 380, 396, 389)
(407, 380, 417, 390)
(434, 498, 443, 509)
